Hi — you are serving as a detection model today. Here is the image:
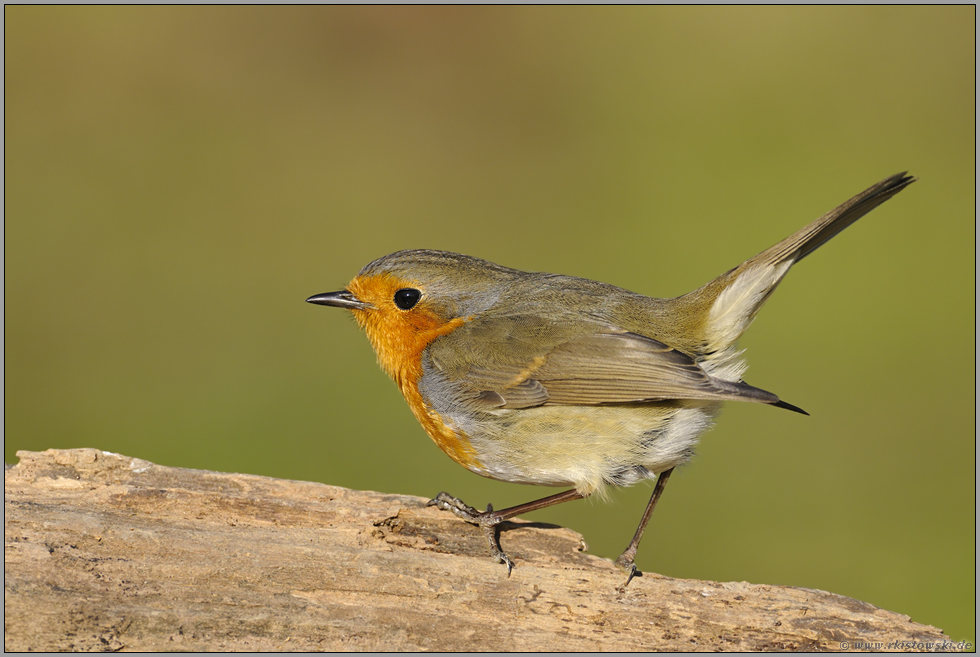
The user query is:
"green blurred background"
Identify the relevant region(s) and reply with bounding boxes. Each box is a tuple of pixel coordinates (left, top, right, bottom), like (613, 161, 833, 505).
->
(5, 6, 974, 642)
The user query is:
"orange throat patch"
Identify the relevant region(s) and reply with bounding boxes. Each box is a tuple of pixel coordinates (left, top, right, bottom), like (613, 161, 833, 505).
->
(346, 274, 482, 471)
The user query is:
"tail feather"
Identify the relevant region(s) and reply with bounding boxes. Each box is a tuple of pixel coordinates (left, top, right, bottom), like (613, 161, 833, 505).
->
(683, 173, 915, 357)
(739, 172, 916, 273)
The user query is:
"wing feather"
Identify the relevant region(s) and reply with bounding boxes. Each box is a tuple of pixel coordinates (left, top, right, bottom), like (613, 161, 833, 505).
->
(426, 314, 782, 410)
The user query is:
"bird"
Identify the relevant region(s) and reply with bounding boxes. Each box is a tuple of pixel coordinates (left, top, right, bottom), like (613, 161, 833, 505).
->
(307, 172, 915, 587)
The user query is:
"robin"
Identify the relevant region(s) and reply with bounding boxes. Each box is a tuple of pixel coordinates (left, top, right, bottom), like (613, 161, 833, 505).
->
(307, 172, 914, 587)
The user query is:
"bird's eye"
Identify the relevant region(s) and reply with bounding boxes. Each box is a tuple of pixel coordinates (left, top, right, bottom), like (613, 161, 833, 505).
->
(393, 288, 421, 310)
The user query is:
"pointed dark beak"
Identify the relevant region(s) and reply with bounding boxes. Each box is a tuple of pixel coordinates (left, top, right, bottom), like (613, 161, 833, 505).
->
(306, 290, 372, 310)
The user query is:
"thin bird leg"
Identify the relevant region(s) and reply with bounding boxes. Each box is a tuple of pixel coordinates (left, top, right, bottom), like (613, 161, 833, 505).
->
(615, 467, 674, 589)
(427, 489, 586, 574)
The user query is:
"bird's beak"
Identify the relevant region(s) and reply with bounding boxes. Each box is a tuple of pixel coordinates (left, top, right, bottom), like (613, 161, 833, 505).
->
(306, 290, 372, 310)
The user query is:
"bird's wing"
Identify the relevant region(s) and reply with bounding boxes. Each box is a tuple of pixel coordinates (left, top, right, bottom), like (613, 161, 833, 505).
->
(425, 313, 782, 410)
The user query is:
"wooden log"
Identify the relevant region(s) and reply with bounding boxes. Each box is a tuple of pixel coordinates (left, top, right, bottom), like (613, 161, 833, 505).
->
(4, 448, 953, 652)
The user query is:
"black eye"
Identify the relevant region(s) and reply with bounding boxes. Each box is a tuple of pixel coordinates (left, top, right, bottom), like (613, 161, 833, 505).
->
(393, 288, 421, 310)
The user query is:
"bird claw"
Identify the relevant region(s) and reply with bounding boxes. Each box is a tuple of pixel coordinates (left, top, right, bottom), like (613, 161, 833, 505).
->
(427, 492, 514, 575)
(426, 491, 484, 521)
(614, 554, 639, 591)
(493, 547, 515, 576)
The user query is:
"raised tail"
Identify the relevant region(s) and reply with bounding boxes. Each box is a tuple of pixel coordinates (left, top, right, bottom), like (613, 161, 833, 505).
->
(674, 173, 916, 364)
(736, 172, 915, 272)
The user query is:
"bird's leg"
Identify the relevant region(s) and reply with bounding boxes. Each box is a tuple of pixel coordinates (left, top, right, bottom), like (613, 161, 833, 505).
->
(615, 467, 674, 590)
(427, 489, 585, 574)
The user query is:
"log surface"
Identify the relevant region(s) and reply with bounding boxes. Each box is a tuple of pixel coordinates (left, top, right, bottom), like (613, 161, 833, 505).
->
(4, 448, 951, 652)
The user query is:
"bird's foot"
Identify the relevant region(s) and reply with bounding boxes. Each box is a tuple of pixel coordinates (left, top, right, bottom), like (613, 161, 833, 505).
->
(427, 492, 514, 575)
(614, 552, 639, 591)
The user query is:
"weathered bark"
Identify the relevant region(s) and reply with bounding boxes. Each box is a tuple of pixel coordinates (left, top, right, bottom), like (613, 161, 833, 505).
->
(5, 448, 951, 652)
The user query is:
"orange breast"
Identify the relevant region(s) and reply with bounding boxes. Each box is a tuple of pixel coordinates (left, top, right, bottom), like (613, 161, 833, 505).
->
(347, 274, 482, 472)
